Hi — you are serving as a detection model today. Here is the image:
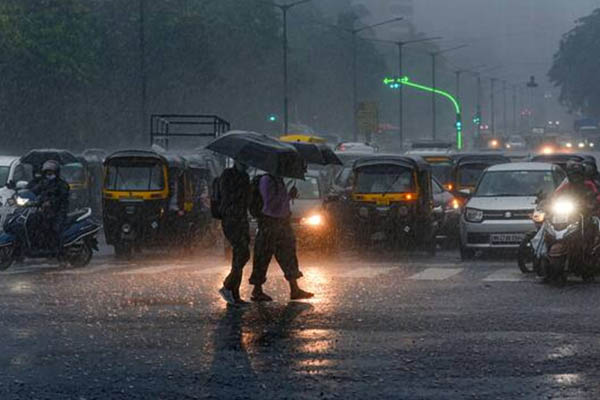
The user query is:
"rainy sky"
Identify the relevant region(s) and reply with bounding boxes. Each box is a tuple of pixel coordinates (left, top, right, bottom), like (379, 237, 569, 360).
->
(357, 0, 600, 123)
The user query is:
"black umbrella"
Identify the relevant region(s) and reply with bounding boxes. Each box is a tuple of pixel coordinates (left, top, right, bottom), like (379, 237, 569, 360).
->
(21, 149, 80, 169)
(206, 131, 305, 179)
(288, 142, 342, 165)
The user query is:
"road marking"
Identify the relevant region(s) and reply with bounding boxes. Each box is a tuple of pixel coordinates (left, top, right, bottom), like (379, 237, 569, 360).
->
(408, 267, 463, 281)
(483, 268, 530, 282)
(339, 267, 396, 278)
(115, 262, 197, 275)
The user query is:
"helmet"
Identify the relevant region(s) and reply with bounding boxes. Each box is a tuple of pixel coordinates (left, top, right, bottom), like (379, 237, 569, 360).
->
(41, 160, 60, 173)
(566, 160, 584, 183)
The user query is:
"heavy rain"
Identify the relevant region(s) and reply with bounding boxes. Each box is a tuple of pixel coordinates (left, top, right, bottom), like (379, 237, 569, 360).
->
(3, 1, 600, 399)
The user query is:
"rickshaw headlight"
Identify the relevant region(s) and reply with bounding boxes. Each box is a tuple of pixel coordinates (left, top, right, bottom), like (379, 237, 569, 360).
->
(301, 214, 324, 227)
(359, 207, 369, 218)
(121, 223, 132, 234)
(465, 207, 483, 223)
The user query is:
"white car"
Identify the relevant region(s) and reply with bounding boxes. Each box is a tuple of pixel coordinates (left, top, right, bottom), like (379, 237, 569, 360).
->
(459, 162, 566, 259)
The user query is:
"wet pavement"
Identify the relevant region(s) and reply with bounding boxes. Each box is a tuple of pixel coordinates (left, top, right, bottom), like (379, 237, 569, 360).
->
(2, 247, 600, 399)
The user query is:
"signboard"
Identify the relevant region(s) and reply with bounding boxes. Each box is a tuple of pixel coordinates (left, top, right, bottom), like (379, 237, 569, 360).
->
(357, 101, 379, 139)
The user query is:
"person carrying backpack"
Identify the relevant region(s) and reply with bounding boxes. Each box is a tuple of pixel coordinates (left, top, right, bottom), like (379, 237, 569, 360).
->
(216, 161, 251, 305)
(249, 173, 314, 302)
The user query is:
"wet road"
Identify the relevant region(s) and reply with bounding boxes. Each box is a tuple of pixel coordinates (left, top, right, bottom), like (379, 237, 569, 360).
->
(2, 246, 600, 399)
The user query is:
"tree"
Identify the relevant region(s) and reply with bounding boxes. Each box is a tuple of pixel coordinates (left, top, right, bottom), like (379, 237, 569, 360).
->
(549, 8, 600, 117)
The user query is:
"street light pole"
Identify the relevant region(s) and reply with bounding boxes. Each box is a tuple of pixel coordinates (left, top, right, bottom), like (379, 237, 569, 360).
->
(259, 0, 312, 135)
(490, 78, 496, 134)
(350, 17, 403, 141)
(394, 37, 441, 149)
(429, 44, 468, 140)
(503, 80, 507, 135)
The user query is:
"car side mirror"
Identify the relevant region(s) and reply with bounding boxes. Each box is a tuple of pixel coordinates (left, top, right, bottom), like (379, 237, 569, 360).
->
(6, 180, 15, 190)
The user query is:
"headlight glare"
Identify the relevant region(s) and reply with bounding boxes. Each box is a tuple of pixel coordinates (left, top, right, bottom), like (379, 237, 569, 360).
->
(301, 214, 323, 227)
(552, 200, 575, 215)
(16, 197, 29, 206)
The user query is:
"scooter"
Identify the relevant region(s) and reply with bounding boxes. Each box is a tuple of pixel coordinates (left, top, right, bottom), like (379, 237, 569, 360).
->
(0, 189, 101, 270)
(537, 195, 600, 284)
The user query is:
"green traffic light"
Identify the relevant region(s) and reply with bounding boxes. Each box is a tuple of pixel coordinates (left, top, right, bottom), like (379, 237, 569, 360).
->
(267, 114, 278, 122)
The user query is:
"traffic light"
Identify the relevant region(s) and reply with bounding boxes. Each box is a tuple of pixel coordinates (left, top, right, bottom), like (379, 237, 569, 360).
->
(267, 114, 278, 122)
(472, 113, 481, 125)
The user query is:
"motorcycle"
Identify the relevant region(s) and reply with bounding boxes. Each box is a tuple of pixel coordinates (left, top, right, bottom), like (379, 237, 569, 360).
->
(517, 197, 546, 274)
(0, 190, 101, 270)
(533, 195, 600, 284)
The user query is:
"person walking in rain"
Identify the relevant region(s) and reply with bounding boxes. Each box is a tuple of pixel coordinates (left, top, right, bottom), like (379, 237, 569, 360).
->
(218, 161, 251, 305)
(250, 173, 314, 302)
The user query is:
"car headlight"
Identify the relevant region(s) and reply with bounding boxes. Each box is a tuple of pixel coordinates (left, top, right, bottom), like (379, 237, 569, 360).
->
(532, 210, 545, 223)
(566, 142, 572, 148)
(301, 214, 323, 227)
(465, 207, 483, 222)
(489, 140, 499, 148)
(121, 223, 132, 233)
(590, 142, 595, 148)
(451, 198, 460, 210)
(578, 142, 586, 148)
(505, 144, 511, 149)
(552, 199, 575, 215)
(16, 197, 29, 206)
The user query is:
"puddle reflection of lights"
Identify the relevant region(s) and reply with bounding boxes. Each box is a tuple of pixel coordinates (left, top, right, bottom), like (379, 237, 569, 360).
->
(296, 329, 337, 354)
(302, 267, 329, 285)
(9, 281, 33, 294)
(548, 344, 576, 360)
(553, 373, 581, 385)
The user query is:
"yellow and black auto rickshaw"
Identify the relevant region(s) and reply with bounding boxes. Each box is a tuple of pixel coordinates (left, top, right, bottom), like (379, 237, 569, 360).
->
(343, 155, 436, 253)
(450, 153, 510, 197)
(102, 150, 197, 258)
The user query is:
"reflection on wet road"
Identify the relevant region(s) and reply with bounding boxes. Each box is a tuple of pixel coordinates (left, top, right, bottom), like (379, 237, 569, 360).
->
(1, 249, 600, 399)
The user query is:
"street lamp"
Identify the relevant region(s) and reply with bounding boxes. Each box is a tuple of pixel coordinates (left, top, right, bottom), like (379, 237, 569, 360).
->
(257, 0, 312, 135)
(429, 44, 467, 140)
(345, 17, 404, 140)
(389, 37, 441, 149)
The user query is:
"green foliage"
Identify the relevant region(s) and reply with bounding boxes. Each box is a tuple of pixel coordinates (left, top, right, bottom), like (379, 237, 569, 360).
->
(549, 8, 600, 116)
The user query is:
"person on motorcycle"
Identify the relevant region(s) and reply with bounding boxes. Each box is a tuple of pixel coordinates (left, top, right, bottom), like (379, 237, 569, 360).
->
(31, 160, 70, 251)
(554, 160, 599, 199)
(583, 160, 600, 192)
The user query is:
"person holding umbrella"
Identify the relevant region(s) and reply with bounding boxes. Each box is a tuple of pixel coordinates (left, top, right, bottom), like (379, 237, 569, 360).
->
(217, 161, 251, 305)
(249, 172, 314, 301)
(206, 131, 315, 302)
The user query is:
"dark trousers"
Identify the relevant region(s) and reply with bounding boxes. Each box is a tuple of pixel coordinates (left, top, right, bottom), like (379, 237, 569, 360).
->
(221, 218, 250, 291)
(250, 216, 303, 285)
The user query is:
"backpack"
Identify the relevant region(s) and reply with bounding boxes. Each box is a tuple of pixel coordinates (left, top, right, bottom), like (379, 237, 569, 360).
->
(210, 176, 222, 219)
(249, 174, 266, 218)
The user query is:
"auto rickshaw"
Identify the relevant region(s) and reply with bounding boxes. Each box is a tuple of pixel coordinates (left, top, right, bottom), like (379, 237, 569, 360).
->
(280, 134, 327, 144)
(450, 153, 510, 197)
(338, 155, 436, 253)
(102, 150, 197, 258)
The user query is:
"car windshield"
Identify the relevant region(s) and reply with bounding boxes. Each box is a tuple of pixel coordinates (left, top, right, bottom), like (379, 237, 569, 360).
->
(354, 165, 414, 194)
(0, 166, 9, 186)
(61, 163, 86, 184)
(105, 163, 164, 191)
(475, 170, 557, 197)
(288, 176, 320, 200)
(458, 163, 489, 187)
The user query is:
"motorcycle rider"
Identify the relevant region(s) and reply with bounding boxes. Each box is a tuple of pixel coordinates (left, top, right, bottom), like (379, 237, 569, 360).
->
(31, 160, 70, 251)
(554, 160, 599, 202)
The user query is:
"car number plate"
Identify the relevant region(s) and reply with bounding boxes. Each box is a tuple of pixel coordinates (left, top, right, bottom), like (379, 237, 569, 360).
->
(490, 233, 524, 243)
